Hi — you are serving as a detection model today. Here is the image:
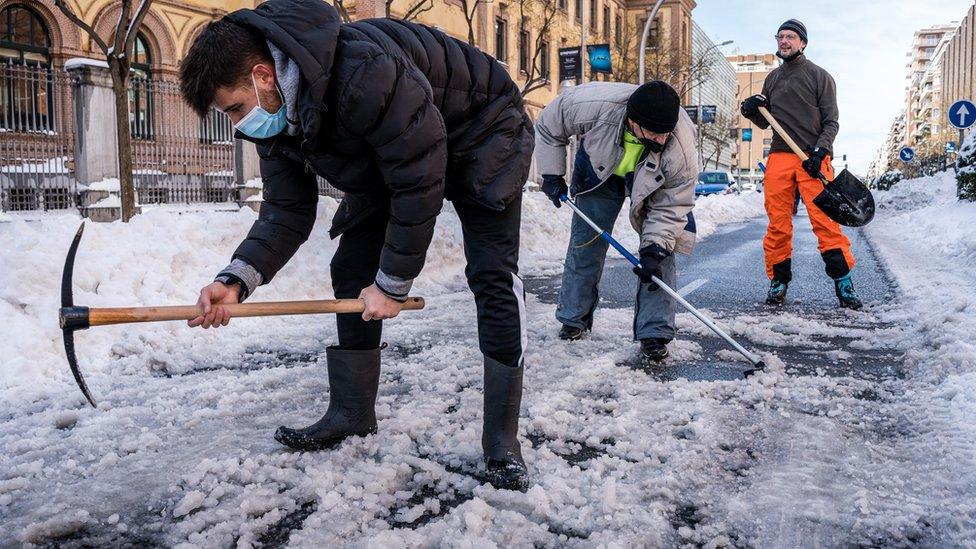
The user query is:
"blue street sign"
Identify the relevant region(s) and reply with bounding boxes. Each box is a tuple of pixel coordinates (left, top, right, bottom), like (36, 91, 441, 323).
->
(946, 141, 957, 154)
(948, 99, 976, 129)
(899, 146, 915, 162)
(742, 128, 753, 142)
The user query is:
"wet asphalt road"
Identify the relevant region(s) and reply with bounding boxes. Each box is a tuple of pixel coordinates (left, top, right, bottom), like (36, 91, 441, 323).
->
(524, 204, 901, 382)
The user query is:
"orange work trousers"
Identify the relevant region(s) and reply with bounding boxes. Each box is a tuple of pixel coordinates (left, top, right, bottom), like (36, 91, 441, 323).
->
(763, 152, 855, 281)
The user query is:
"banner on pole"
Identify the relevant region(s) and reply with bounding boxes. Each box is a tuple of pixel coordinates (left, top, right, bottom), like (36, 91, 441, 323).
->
(586, 44, 612, 74)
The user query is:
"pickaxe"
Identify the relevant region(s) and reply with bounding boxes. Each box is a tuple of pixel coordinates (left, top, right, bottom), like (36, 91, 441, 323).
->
(59, 223, 425, 407)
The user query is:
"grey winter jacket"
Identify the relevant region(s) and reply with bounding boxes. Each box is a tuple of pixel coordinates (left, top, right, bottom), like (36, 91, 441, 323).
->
(535, 82, 700, 254)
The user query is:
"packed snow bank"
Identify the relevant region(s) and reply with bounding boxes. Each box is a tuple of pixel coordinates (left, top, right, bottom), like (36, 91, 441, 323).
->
(869, 170, 976, 381)
(0, 189, 763, 394)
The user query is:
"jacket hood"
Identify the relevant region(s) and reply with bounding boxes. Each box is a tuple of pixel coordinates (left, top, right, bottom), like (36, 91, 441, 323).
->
(225, 0, 340, 144)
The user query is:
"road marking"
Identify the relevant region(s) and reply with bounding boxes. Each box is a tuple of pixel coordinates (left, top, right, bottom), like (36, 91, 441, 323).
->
(678, 278, 708, 297)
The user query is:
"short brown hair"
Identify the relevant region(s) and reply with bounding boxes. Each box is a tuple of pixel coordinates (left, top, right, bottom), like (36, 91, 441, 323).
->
(179, 19, 272, 117)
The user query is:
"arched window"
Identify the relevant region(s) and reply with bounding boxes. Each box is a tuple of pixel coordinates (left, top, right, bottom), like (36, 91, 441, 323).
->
(128, 33, 153, 139)
(0, 5, 53, 132)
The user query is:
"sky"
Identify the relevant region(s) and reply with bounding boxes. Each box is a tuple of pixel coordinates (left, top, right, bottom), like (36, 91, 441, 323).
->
(693, 0, 974, 175)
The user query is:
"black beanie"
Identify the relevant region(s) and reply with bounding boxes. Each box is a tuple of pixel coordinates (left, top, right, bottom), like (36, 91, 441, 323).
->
(627, 80, 680, 134)
(778, 19, 807, 43)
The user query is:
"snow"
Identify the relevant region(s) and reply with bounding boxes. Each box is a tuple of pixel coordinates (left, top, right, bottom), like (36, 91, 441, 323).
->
(64, 58, 109, 71)
(0, 156, 71, 174)
(3, 182, 976, 546)
(87, 178, 121, 192)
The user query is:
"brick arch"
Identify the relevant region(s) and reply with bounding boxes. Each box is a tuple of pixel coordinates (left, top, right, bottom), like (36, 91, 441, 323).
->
(91, 4, 178, 72)
(0, 0, 78, 53)
(182, 16, 218, 58)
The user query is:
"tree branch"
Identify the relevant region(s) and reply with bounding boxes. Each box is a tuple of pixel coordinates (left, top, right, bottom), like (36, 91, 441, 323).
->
(111, 0, 131, 56)
(402, 0, 434, 22)
(332, 0, 351, 23)
(124, 0, 154, 59)
(53, 0, 108, 53)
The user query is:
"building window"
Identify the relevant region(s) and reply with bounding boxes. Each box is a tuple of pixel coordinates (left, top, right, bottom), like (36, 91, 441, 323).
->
(519, 26, 529, 73)
(574, 0, 581, 23)
(128, 33, 153, 140)
(542, 39, 551, 80)
(558, 0, 567, 11)
(639, 17, 660, 48)
(494, 18, 507, 64)
(589, 0, 597, 31)
(0, 5, 53, 133)
(615, 14, 622, 45)
(200, 106, 233, 144)
(603, 5, 610, 39)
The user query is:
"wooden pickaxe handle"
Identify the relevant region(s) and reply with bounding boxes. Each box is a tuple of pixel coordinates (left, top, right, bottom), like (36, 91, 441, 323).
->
(84, 297, 425, 327)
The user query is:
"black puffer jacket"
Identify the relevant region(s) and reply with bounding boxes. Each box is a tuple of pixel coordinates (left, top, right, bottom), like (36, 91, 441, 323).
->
(225, 0, 534, 285)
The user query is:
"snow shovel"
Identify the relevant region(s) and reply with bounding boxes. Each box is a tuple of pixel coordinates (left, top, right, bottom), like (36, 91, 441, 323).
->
(758, 106, 875, 227)
(59, 223, 426, 407)
(559, 196, 766, 376)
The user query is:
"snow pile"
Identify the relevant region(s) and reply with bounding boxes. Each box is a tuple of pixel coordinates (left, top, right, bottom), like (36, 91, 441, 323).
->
(692, 191, 765, 241)
(87, 178, 121, 192)
(870, 170, 976, 381)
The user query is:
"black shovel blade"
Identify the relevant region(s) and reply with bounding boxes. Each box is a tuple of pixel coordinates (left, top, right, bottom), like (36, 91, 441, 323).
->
(813, 169, 875, 227)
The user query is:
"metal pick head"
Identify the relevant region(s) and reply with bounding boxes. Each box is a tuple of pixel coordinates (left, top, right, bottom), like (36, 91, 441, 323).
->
(59, 222, 96, 407)
(63, 329, 96, 407)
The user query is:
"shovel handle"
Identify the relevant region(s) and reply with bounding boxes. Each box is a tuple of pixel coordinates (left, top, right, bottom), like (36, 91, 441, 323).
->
(86, 297, 425, 327)
(757, 107, 833, 186)
(757, 107, 809, 161)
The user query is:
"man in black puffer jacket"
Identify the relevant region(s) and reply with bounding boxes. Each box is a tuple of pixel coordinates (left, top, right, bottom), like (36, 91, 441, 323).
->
(179, 0, 533, 491)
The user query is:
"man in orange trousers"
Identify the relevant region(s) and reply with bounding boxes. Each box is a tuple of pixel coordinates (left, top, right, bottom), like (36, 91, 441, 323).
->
(740, 18, 862, 309)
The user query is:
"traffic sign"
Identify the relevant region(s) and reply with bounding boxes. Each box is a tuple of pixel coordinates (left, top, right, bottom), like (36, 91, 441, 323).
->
(899, 146, 915, 163)
(948, 99, 976, 129)
(946, 141, 957, 154)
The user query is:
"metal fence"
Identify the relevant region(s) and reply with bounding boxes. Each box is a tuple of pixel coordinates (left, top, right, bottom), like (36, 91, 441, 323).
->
(129, 75, 237, 204)
(0, 61, 349, 213)
(0, 60, 77, 211)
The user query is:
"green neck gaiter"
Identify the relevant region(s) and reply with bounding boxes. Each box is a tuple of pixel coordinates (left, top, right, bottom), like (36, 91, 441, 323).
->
(614, 130, 646, 177)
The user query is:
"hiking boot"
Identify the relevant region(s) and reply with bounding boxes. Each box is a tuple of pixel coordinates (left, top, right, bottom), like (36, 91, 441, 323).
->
(482, 356, 529, 492)
(639, 338, 670, 361)
(558, 324, 586, 341)
(834, 275, 863, 310)
(765, 279, 789, 305)
(274, 347, 380, 451)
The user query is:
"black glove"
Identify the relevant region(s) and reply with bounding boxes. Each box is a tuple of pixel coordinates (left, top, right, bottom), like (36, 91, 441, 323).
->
(541, 175, 568, 208)
(802, 147, 828, 179)
(632, 244, 670, 290)
(740, 94, 769, 118)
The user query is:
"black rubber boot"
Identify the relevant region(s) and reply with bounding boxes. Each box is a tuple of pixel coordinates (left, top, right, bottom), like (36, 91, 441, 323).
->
(558, 324, 587, 341)
(639, 338, 670, 361)
(482, 356, 528, 492)
(274, 346, 380, 451)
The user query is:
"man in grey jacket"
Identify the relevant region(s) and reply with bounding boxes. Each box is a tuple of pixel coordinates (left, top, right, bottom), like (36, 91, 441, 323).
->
(535, 81, 699, 361)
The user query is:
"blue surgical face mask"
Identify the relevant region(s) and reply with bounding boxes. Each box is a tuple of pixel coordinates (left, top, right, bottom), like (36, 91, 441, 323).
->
(234, 74, 287, 139)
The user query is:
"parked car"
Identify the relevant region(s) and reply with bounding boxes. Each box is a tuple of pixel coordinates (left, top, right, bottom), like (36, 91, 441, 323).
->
(695, 171, 736, 196)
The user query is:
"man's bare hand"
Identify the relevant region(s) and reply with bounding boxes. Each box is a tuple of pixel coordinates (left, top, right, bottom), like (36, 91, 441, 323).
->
(360, 283, 404, 321)
(188, 282, 241, 329)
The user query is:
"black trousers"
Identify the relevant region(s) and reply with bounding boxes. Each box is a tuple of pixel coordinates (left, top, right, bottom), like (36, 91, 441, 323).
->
(332, 195, 526, 367)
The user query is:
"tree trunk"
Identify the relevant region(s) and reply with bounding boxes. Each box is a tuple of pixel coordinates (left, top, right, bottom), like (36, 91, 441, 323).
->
(110, 59, 137, 222)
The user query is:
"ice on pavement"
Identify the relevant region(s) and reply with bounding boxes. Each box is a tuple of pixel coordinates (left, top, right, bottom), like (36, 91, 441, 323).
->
(2, 183, 976, 546)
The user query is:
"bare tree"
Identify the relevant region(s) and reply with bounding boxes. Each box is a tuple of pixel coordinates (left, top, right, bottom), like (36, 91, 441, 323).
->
(700, 112, 737, 169)
(332, 0, 352, 23)
(459, 0, 488, 46)
(386, 0, 434, 22)
(517, 0, 558, 96)
(54, 0, 153, 222)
